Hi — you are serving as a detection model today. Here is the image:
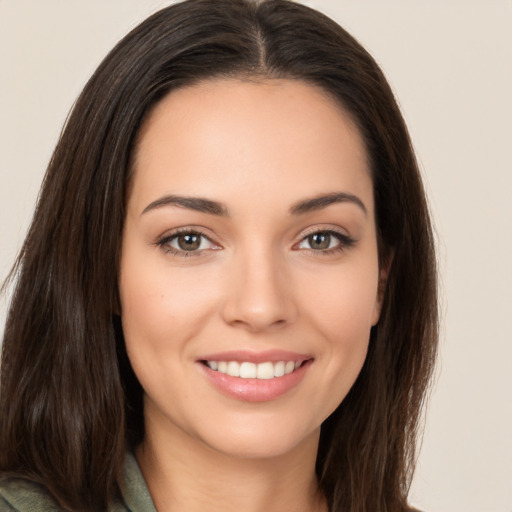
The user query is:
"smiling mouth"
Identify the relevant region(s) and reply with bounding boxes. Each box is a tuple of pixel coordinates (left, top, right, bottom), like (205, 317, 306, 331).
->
(203, 360, 304, 380)
(199, 356, 312, 401)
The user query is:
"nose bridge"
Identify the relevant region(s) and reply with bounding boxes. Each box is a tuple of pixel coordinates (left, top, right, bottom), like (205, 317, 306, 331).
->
(222, 239, 295, 331)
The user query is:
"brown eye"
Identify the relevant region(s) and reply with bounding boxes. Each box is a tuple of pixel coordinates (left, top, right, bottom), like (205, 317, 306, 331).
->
(162, 231, 217, 254)
(307, 232, 333, 250)
(177, 233, 201, 251)
(296, 230, 354, 253)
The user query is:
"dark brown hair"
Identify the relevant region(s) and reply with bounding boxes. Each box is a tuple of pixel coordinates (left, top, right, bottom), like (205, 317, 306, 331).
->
(0, 0, 438, 510)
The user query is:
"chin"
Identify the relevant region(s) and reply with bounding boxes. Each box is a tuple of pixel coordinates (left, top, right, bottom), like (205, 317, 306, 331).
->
(193, 419, 321, 461)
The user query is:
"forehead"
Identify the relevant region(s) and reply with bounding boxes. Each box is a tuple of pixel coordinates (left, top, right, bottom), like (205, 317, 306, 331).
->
(129, 78, 372, 214)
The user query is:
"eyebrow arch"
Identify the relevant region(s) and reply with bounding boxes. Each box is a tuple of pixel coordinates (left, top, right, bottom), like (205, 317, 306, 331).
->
(141, 195, 229, 216)
(290, 192, 367, 216)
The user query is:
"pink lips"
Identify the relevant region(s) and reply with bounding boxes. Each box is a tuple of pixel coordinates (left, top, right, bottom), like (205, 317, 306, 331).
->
(200, 349, 310, 364)
(198, 350, 312, 402)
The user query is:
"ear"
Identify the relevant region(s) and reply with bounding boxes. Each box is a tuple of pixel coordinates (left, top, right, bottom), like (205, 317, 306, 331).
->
(371, 252, 394, 326)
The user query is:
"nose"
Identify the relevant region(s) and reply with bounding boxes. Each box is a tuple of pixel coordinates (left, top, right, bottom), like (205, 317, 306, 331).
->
(221, 247, 297, 332)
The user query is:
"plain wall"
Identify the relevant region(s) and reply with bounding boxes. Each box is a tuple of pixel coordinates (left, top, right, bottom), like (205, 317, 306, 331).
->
(1, 1, 511, 511)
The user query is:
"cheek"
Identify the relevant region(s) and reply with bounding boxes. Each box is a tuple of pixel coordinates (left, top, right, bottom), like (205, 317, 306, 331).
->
(314, 290, 373, 376)
(118, 259, 220, 415)
(297, 261, 379, 398)
(299, 258, 380, 337)
(118, 251, 221, 359)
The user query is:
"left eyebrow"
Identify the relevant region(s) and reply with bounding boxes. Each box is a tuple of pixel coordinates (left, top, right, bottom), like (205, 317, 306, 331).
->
(289, 192, 368, 216)
(141, 195, 229, 216)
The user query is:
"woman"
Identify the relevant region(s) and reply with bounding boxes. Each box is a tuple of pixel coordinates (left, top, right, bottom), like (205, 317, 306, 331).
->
(0, 0, 438, 511)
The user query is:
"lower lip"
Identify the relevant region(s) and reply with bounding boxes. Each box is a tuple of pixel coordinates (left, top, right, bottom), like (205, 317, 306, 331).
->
(199, 360, 312, 402)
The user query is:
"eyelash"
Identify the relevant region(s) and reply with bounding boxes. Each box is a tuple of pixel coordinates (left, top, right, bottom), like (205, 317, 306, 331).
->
(294, 229, 356, 256)
(155, 228, 218, 257)
(155, 228, 355, 257)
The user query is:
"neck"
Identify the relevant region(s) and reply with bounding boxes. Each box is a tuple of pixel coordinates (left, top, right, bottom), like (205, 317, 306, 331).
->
(136, 419, 327, 512)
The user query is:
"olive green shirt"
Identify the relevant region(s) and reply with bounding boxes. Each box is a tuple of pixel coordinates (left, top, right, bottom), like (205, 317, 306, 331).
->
(0, 452, 157, 511)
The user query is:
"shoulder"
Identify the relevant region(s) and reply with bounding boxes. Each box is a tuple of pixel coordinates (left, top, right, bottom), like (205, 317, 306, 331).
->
(0, 452, 151, 512)
(0, 477, 62, 511)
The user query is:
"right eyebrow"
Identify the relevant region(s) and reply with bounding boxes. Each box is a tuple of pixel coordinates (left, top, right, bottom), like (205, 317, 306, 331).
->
(141, 195, 229, 217)
(289, 192, 367, 216)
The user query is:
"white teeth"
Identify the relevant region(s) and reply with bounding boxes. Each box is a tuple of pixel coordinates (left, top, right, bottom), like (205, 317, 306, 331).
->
(285, 361, 295, 374)
(274, 361, 285, 377)
(226, 361, 240, 377)
(206, 360, 302, 379)
(256, 362, 274, 379)
(239, 362, 257, 378)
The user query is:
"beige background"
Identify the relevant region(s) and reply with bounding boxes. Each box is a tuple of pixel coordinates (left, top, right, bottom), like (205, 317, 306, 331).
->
(1, 1, 511, 510)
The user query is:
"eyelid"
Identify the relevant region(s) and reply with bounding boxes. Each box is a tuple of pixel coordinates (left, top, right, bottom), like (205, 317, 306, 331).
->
(292, 226, 356, 253)
(294, 224, 352, 245)
(154, 224, 355, 257)
(155, 226, 222, 256)
(297, 224, 350, 239)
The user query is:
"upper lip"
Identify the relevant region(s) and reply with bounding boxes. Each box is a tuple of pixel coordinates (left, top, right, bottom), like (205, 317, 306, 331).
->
(198, 349, 312, 364)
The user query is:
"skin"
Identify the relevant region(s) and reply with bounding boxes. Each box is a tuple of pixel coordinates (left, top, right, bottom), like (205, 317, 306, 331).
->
(119, 78, 384, 512)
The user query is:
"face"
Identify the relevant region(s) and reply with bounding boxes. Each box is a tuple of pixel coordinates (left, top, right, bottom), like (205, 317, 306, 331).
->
(119, 79, 383, 459)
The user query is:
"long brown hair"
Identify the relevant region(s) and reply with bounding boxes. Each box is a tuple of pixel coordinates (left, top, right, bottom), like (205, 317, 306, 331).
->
(0, 1, 438, 510)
